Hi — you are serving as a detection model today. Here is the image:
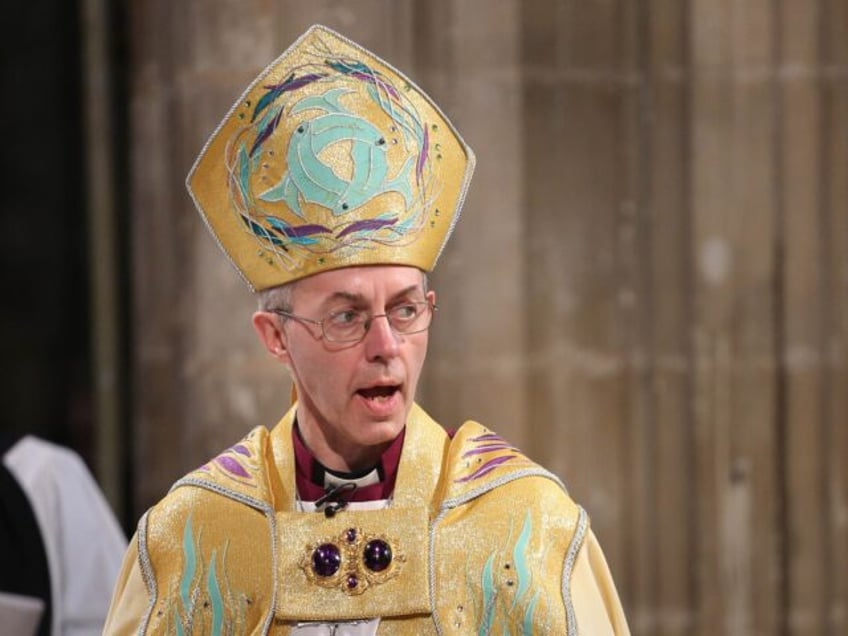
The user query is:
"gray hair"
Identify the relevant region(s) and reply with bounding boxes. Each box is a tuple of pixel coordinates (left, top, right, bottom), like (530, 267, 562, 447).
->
(257, 280, 298, 312)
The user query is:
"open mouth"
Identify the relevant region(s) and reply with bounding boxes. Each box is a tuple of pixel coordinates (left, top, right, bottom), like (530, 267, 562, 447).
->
(357, 385, 400, 401)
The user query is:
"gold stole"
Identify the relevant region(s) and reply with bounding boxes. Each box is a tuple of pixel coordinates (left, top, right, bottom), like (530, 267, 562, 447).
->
(268, 404, 449, 632)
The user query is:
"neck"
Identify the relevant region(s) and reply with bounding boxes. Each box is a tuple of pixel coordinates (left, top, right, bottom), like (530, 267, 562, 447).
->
(312, 440, 389, 474)
(296, 412, 390, 473)
(292, 422, 406, 504)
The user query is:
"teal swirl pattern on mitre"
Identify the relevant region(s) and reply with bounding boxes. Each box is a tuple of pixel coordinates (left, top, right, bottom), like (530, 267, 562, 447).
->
(258, 87, 415, 218)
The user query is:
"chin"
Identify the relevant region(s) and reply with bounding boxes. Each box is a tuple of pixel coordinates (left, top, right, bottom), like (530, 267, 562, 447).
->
(357, 418, 405, 445)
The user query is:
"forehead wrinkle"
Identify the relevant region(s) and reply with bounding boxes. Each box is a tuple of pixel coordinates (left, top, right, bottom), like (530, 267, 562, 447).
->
(317, 282, 425, 312)
(319, 290, 365, 311)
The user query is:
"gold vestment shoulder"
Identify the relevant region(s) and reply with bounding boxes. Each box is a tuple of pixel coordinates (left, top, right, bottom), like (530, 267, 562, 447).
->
(134, 406, 587, 634)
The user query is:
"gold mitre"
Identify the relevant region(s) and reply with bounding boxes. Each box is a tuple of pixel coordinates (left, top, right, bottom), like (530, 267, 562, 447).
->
(187, 25, 475, 291)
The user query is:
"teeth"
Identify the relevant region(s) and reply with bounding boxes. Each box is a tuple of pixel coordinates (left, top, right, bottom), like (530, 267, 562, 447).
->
(359, 386, 397, 399)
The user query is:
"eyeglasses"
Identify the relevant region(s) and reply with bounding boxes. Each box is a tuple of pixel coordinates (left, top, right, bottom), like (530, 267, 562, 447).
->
(272, 301, 437, 344)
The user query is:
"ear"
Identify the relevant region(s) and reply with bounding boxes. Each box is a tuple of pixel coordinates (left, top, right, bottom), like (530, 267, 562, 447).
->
(252, 311, 290, 364)
(426, 289, 437, 307)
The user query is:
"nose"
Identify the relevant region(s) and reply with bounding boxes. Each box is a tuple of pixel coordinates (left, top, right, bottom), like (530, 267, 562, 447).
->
(363, 314, 400, 361)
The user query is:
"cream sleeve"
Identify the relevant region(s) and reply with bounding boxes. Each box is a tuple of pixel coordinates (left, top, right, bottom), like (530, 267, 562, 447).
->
(570, 528, 631, 635)
(103, 535, 151, 635)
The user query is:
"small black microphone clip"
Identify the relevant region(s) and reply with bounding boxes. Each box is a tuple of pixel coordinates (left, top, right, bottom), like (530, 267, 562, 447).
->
(315, 482, 357, 518)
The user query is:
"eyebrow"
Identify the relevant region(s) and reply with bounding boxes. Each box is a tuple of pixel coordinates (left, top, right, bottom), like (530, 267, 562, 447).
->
(319, 284, 424, 310)
(388, 284, 425, 302)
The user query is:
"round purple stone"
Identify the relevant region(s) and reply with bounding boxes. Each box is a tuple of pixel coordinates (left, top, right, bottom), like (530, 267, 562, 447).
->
(363, 539, 392, 572)
(346, 574, 359, 589)
(345, 528, 357, 543)
(311, 543, 341, 577)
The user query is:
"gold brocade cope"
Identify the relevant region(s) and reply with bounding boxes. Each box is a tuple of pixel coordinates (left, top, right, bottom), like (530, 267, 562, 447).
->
(187, 24, 475, 291)
(126, 403, 587, 634)
(141, 494, 275, 634)
(275, 507, 431, 621)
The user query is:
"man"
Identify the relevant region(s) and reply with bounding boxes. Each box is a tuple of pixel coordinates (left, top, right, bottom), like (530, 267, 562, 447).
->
(105, 25, 630, 635)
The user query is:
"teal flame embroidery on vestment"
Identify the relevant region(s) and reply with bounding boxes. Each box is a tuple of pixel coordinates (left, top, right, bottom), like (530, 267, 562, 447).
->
(180, 515, 197, 616)
(523, 592, 540, 636)
(511, 512, 533, 609)
(169, 515, 248, 634)
(174, 608, 184, 636)
(207, 550, 224, 635)
(479, 553, 498, 636)
(471, 511, 549, 634)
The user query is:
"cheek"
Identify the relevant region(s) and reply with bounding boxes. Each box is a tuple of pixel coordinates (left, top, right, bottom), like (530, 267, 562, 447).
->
(288, 341, 331, 390)
(304, 349, 358, 392)
(407, 336, 430, 377)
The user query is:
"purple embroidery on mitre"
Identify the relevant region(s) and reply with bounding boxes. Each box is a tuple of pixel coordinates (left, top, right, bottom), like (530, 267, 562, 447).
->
(251, 72, 326, 124)
(282, 224, 332, 239)
(215, 455, 251, 480)
(249, 108, 284, 157)
(344, 70, 400, 100)
(455, 455, 516, 483)
(336, 217, 398, 238)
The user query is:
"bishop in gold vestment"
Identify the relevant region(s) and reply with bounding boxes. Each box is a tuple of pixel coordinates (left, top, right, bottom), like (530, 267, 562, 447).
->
(105, 25, 630, 635)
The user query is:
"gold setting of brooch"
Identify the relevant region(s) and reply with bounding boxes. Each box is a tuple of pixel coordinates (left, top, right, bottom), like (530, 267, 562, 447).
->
(300, 527, 405, 595)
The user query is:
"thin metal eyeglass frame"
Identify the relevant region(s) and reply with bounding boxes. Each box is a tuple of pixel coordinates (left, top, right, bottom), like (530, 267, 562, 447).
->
(271, 301, 437, 344)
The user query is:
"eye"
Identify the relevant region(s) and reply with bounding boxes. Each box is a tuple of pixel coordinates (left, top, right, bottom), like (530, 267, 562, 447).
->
(327, 308, 365, 327)
(391, 303, 420, 322)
